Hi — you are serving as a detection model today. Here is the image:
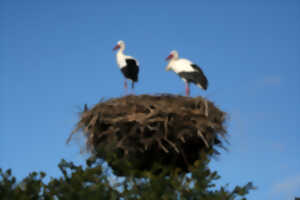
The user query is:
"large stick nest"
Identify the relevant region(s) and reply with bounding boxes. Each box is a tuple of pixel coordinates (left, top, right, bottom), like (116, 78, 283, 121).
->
(69, 94, 227, 176)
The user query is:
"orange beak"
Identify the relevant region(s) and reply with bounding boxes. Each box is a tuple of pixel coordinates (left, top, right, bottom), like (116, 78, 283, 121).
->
(166, 54, 173, 61)
(113, 44, 120, 51)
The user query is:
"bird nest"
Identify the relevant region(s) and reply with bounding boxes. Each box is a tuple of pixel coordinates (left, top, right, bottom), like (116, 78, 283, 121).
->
(69, 94, 227, 176)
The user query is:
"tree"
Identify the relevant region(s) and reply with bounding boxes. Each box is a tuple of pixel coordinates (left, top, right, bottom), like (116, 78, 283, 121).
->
(0, 158, 254, 200)
(1, 95, 255, 199)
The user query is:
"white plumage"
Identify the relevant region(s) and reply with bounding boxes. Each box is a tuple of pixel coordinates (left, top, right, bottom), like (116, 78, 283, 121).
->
(113, 40, 139, 92)
(166, 50, 208, 96)
(167, 59, 195, 73)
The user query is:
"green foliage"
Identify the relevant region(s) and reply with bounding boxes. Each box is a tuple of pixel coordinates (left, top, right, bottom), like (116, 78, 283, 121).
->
(0, 160, 119, 200)
(0, 168, 46, 200)
(0, 158, 254, 200)
(117, 158, 255, 200)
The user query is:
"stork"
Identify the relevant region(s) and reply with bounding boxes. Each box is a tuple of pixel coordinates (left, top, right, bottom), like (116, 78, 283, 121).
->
(113, 40, 139, 93)
(166, 50, 208, 96)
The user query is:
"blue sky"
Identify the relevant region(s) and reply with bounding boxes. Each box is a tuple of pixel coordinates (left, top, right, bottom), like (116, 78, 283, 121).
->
(0, 1, 299, 199)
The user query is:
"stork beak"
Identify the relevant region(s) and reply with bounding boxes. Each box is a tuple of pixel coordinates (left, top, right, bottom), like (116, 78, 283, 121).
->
(166, 54, 173, 61)
(113, 44, 120, 51)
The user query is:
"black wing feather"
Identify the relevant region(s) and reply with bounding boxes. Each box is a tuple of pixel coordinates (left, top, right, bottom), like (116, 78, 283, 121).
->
(121, 59, 139, 82)
(191, 64, 208, 90)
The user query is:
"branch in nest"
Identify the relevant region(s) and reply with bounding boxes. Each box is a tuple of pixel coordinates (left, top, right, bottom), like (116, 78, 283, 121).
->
(203, 99, 209, 117)
(164, 138, 180, 153)
(156, 138, 169, 153)
(197, 129, 209, 148)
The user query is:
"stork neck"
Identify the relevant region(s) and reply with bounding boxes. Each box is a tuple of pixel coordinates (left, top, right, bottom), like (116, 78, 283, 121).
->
(166, 57, 178, 70)
(117, 46, 125, 55)
(173, 55, 179, 60)
(166, 59, 174, 68)
(169, 56, 178, 62)
(116, 48, 125, 66)
(119, 44, 125, 52)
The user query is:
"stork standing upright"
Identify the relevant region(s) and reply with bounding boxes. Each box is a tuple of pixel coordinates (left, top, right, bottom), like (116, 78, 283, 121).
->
(113, 40, 139, 93)
(165, 50, 208, 96)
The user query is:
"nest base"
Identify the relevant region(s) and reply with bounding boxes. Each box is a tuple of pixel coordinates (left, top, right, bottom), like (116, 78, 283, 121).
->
(70, 94, 227, 176)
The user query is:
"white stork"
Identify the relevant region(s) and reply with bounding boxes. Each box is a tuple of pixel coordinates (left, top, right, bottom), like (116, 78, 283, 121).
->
(113, 40, 139, 93)
(166, 50, 208, 96)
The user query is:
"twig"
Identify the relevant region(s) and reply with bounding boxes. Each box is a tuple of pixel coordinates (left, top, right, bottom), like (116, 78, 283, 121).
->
(197, 129, 209, 148)
(156, 139, 169, 153)
(203, 99, 208, 117)
(164, 138, 180, 153)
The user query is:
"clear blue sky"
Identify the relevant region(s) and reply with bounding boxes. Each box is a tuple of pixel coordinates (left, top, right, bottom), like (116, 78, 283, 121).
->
(1, 1, 299, 199)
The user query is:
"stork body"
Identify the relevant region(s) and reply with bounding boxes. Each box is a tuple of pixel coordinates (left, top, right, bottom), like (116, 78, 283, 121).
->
(166, 50, 208, 96)
(113, 40, 139, 93)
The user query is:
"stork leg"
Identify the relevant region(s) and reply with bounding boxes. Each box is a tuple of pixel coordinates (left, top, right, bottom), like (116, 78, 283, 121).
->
(124, 79, 128, 94)
(185, 82, 190, 96)
(131, 81, 135, 95)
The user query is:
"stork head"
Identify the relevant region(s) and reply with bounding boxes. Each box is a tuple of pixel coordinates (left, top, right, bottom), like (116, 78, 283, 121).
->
(113, 40, 125, 51)
(166, 50, 178, 61)
(165, 50, 178, 71)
